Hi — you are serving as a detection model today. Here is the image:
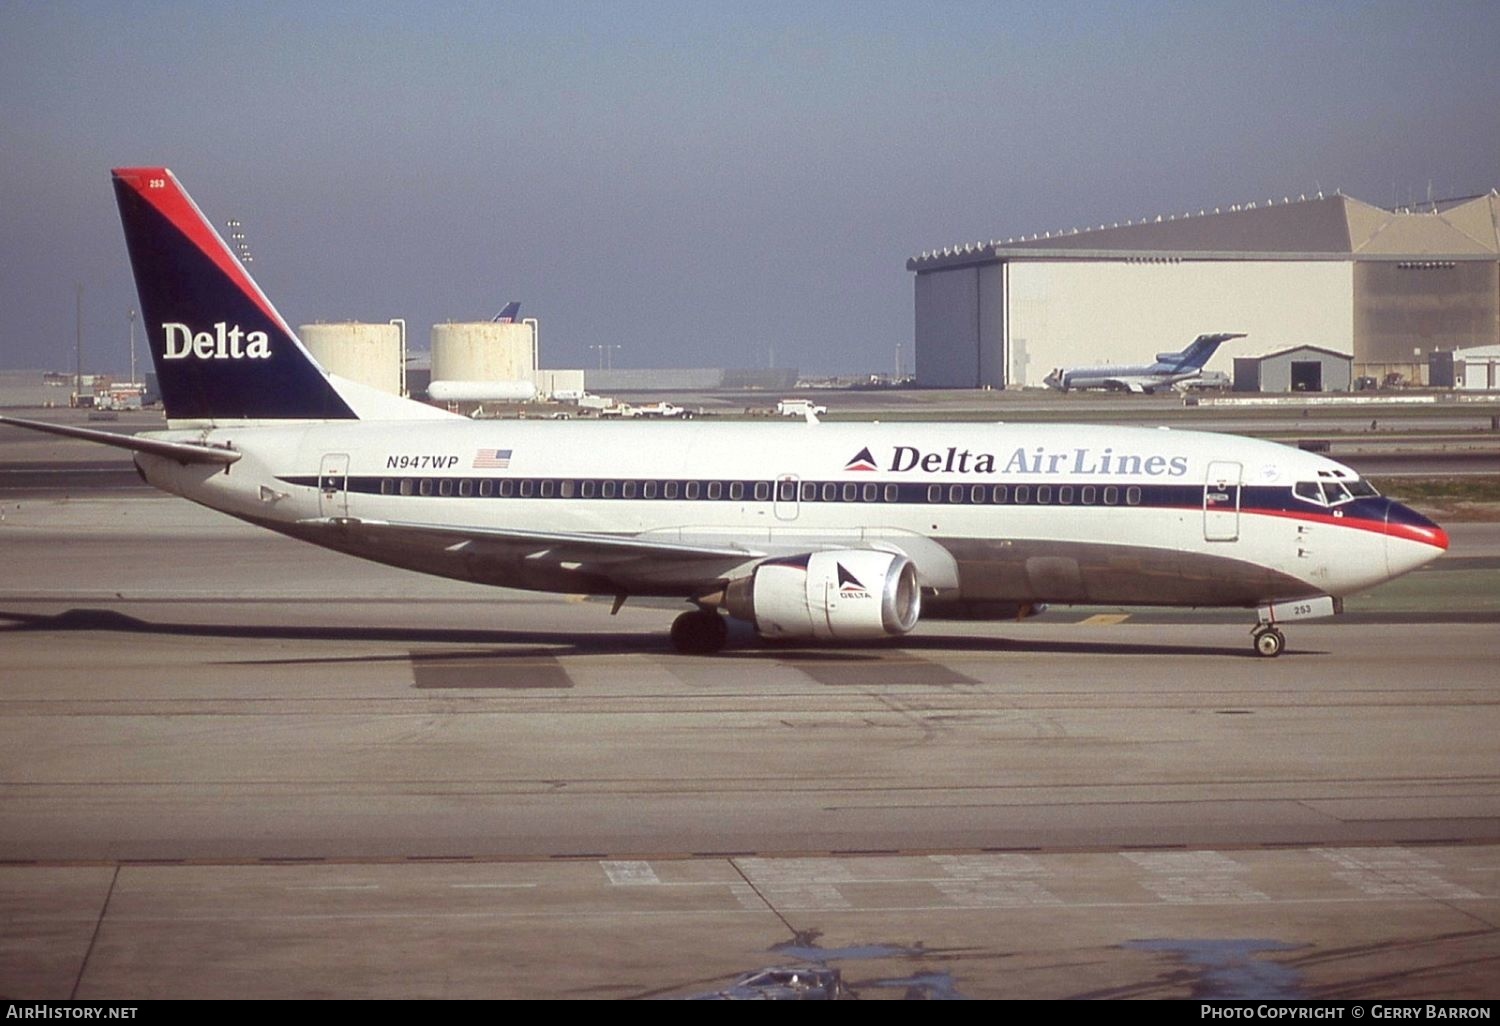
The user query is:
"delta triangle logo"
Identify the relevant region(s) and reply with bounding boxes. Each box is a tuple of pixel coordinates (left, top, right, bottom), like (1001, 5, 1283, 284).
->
(844, 447, 878, 472)
(837, 563, 867, 594)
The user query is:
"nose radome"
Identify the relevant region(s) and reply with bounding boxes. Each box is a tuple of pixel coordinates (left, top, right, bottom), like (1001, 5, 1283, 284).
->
(1385, 499, 1449, 578)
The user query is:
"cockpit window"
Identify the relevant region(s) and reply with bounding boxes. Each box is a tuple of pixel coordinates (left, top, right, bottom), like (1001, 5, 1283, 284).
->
(1293, 481, 1324, 505)
(1321, 481, 1353, 505)
(1297, 479, 1370, 507)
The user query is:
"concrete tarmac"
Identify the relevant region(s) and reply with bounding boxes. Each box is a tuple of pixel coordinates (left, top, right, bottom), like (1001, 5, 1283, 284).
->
(1, 497, 1497, 999)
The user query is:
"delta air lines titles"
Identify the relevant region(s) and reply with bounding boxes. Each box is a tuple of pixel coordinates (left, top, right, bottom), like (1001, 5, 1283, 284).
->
(877, 444, 1191, 478)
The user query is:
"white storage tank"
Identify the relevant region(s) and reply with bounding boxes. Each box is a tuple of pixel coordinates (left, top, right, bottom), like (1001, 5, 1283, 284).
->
(427, 379, 538, 402)
(430, 321, 536, 384)
(298, 321, 403, 395)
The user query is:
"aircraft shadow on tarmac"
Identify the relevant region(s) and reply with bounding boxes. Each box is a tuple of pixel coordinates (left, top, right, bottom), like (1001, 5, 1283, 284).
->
(0, 606, 1304, 660)
(0, 607, 645, 655)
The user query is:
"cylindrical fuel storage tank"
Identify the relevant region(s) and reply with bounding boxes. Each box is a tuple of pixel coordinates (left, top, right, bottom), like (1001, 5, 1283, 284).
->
(298, 321, 402, 395)
(430, 322, 535, 385)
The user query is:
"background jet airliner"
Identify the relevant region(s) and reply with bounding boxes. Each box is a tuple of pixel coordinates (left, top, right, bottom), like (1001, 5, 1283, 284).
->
(1044, 332, 1245, 393)
(0, 170, 1448, 657)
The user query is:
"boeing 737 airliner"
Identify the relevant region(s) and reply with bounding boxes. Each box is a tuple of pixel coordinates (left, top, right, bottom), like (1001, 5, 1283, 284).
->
(0, 169, 1450, 656)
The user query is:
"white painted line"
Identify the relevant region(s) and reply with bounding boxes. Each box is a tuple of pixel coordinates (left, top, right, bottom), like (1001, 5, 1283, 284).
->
(601, 860, 661, 886)
(736, 857, 855, 884)
(933, 879, 1064, 907)
(1316, 847, 1482, 899)
(931, 853, 1048, 877)
(756, 884, 852, 910)
(1124, 850, 1271, 904)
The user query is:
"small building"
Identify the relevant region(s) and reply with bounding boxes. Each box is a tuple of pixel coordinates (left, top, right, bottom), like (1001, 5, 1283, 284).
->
(1233, 346, 1353, 393)
(1439, 344, 1500, 390)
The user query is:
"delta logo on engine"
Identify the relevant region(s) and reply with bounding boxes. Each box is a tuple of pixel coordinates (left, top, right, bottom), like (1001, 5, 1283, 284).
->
(162, 322, 272, 360)
(836, 563, 870, 599)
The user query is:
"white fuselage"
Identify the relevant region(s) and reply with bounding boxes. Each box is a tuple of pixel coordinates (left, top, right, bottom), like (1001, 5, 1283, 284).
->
(134, 420, 1444, 611)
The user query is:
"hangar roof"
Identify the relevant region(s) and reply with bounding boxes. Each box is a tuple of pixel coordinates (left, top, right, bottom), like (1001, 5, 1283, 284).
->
(908, 191, 1500, 271)
(1239, 345, 1354, 363)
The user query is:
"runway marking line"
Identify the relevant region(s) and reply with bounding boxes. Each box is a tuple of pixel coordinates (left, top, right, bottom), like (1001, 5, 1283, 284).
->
(56, 895, 1500, 926)
(7, 839, 1497, 871)
(1079, 613, 1131, 625)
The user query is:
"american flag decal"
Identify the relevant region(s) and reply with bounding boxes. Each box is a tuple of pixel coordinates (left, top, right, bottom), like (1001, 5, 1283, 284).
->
(473, 448, 513, 469)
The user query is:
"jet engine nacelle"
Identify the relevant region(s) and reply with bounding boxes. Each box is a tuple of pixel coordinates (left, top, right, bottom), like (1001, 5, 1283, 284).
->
(723, 550, 921, 641)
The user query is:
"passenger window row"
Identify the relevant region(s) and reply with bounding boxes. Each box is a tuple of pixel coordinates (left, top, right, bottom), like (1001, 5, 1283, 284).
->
(378, 477, 774, 500)
(369, 477, 1144, 506)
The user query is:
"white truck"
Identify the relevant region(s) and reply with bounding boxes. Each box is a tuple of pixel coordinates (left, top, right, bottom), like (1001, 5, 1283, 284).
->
(628, 401, 692, 419)
(776, 398, 827, 417)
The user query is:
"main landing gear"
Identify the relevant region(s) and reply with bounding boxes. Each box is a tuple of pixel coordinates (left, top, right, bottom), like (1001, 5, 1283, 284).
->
(1251, 624, 1286, 658)
(671, 608, 728, 655)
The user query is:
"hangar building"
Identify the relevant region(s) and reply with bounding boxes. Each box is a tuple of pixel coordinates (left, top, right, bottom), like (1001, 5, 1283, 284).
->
(907, 191, 1500, 389)
(1233, 346, 1353, 394)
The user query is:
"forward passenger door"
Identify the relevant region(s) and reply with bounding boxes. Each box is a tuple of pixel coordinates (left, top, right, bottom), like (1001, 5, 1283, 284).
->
(1203, 460, 1241, 542)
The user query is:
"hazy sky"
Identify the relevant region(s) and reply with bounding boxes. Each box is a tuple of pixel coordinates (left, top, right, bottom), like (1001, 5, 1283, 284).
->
(2, 0, 1497, 375)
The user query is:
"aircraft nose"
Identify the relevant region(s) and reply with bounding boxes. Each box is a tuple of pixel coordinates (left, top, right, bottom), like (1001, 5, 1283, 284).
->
(1384, 499, 1449, 577)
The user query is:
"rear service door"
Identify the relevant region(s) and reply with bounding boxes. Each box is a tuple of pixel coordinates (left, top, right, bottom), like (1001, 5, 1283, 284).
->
(319, 452, 350, 517)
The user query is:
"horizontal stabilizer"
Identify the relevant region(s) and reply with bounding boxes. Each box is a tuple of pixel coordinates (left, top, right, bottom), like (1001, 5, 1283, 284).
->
(0, 415, 241, 465)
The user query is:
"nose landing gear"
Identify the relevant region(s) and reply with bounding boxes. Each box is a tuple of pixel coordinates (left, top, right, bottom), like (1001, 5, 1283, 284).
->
(1252, 625, 1286, 658)
(1250, 595, 1341, 658)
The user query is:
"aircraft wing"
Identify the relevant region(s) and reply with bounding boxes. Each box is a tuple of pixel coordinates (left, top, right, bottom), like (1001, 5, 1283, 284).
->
(0, 415, 242, 465)
(1102, 372, 1201, 393)
(302, 516, 765, 561)
(297, 516, 768, 592)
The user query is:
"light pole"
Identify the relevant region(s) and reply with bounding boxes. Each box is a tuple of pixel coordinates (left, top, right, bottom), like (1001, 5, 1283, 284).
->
(128, 307, 138, 385)
(74, 283, 83, 404)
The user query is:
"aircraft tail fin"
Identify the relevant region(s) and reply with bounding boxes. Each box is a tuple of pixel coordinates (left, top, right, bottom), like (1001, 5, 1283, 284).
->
(1156, 332, 1246, 372)
(111, 167, 452, 426)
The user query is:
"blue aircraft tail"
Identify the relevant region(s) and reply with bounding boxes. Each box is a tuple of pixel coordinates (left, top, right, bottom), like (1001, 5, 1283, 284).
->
(1156, 333, 1246, 373)
(112, 167, 358, 423)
